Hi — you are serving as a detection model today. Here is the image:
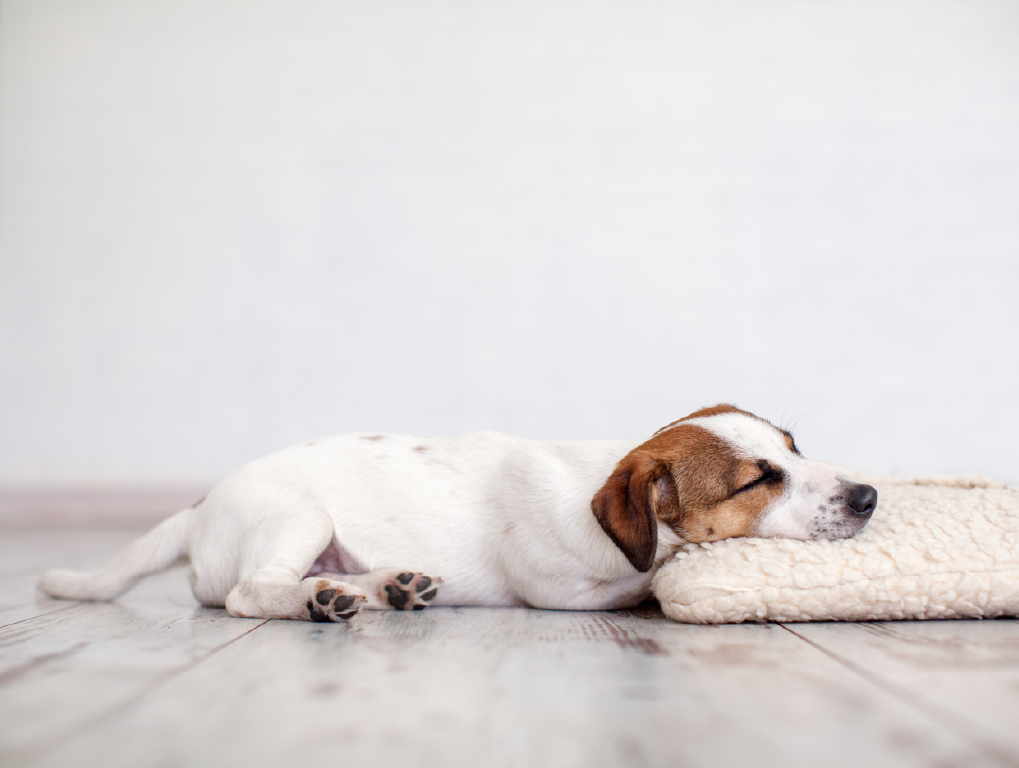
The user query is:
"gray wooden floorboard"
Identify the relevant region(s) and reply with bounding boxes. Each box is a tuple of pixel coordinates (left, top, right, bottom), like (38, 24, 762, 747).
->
(0, 575, 78, 628)
(1, 528, 1017, 768)
(0, 569, 261, 766)
(789, 620, 1019, 760)
(0, 529, 158, 626)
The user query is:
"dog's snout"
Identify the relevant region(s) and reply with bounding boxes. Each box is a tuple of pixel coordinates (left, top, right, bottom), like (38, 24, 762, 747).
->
(847, 484, 878, 518)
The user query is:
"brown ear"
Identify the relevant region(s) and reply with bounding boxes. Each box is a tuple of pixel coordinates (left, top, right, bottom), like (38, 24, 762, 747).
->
(591, 455, 672, 572)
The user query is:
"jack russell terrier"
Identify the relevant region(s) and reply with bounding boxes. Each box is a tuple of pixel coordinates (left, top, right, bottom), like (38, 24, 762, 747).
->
(39, 404, 877, 622)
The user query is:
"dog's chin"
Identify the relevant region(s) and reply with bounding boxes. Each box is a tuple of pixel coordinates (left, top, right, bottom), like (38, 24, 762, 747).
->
(808, 513, 871, 541)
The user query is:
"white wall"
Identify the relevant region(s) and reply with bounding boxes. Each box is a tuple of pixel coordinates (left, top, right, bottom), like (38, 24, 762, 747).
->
(1, 0, 1017, 485)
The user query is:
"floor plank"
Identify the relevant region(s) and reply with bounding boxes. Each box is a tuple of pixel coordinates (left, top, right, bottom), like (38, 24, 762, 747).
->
(789, 620, 1019, 761)
(0, 567, 261, 766)
(2, 528, 1017, 768)
(16, 603, 999, 768)
(0, 575, 79, 628)
(0, 529, 157, 626)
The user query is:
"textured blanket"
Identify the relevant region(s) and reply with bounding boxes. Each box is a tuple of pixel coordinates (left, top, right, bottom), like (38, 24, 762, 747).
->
(652, 474, 1019, 623)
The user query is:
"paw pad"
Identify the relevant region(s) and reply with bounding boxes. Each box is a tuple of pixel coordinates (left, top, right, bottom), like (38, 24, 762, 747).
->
(307, 585, 366, 622)
(385, 572, 441, 611)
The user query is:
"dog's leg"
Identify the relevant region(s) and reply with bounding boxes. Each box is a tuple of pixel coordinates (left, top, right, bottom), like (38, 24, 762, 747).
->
(315, 570, 441, 611)
(226, 576, 368, 622)
(223, 511, 368, 622)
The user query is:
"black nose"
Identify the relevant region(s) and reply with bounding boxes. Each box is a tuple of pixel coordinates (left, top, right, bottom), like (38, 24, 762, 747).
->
(848, 484, 878, 517)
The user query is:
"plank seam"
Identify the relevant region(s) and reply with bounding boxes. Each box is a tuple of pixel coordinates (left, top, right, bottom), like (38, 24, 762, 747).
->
(0, 604, 78, 631)
(0, 642, 89, 686)
(777, 623, 1019, 767)
(11, 618, 271, 764)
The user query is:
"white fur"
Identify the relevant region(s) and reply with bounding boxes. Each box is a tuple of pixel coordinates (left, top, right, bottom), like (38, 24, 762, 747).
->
(201, 433, 660, 610)
(38, 412, 864, 618)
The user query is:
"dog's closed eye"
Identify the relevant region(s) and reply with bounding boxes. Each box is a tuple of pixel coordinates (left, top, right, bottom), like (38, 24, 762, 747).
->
(732, 461, 783, 497)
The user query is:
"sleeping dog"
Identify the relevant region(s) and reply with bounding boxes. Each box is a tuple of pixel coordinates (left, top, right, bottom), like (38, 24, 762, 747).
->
(39, 404, 878, 622)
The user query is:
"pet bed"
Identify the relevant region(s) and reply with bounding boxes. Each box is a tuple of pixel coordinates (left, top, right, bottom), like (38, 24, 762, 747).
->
(652, 473, 1019, 623)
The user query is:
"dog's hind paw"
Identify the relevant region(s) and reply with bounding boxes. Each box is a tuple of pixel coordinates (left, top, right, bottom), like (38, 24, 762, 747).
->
(383, 572, 441, 611)
(307, 580, 368, 622)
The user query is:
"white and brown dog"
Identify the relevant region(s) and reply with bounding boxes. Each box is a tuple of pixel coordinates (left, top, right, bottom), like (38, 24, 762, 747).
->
(39, 404, 877, 622)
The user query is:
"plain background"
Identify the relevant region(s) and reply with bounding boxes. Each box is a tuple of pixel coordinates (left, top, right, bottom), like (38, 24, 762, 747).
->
(1, 0, 1017, 487)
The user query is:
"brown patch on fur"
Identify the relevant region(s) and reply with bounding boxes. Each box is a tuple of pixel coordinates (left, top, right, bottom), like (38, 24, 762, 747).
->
(680, 461, 785, 542)
(781, 431, 799, 455)
(679, 403, 748, 421)
(359, 435, 385, 441)
(652, 403, 750, 437)
(641, 423, 776, 542)
(591, 455, 665, 572)
(593, 406, 790, 565)
(656, 404, 798, 449)
(413, 445, 427, 452)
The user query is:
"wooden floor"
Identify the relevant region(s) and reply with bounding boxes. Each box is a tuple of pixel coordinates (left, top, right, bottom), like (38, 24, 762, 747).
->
(3, 525, 1019, 768)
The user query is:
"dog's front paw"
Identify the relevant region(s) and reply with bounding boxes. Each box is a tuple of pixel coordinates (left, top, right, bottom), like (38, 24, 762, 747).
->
(307, 581, 368, 622)
(384, 572, 441, 611)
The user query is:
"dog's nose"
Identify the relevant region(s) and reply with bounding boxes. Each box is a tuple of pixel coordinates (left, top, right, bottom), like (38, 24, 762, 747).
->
(848, 484, 878, 517)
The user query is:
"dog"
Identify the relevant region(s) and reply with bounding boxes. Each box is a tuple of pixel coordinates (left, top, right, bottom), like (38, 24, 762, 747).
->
(39, 404, 878, 622)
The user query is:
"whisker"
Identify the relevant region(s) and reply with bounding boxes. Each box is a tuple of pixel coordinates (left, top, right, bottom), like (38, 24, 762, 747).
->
(780, 399, 805, 432)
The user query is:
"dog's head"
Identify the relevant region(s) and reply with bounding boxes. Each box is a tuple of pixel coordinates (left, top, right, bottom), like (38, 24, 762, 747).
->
(592, 404, 877, 572)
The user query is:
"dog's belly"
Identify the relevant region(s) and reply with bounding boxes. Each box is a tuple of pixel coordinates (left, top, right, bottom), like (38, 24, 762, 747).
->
(298, 528, 522, 606)
(304, 540, 366, 577)
(322, 512, 524, 607)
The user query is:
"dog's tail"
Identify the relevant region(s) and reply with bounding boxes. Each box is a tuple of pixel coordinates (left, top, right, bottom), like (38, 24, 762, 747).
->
(38, 508, 192, 602)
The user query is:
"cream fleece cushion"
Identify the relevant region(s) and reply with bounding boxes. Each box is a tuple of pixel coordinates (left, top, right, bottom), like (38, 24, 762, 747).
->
(652, 474, 1019, 623)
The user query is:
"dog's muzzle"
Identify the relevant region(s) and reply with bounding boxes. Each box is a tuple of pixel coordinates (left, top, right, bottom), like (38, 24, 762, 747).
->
(812, 481, 879, 540)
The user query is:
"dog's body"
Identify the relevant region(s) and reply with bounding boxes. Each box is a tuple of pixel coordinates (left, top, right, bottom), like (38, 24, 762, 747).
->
(198, 432, 661, 611)
(39, 405, 878, 621)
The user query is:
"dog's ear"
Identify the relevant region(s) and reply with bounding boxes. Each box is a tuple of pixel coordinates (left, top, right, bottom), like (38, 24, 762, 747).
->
(591, 454, 673, 572)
